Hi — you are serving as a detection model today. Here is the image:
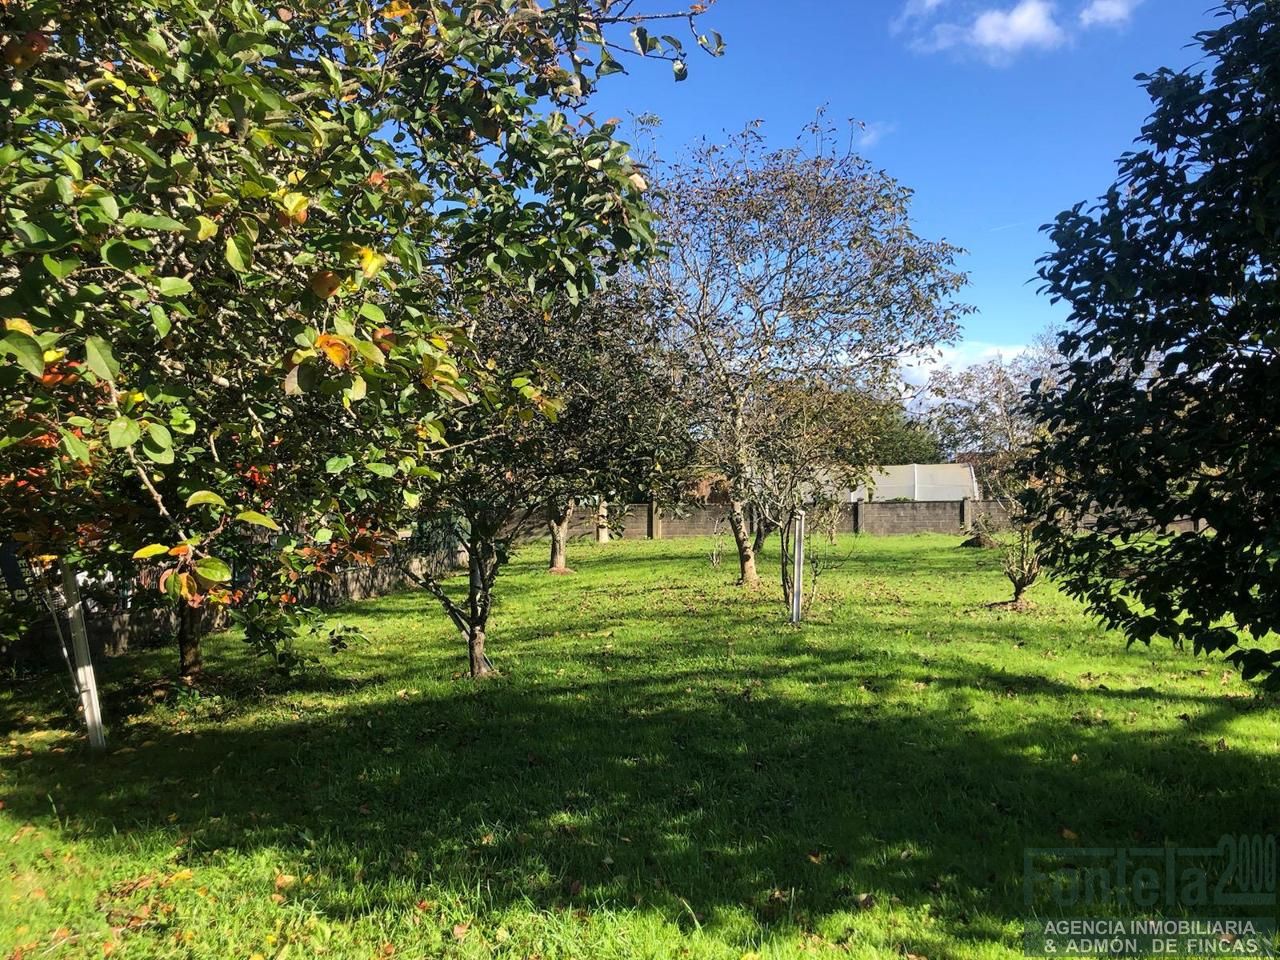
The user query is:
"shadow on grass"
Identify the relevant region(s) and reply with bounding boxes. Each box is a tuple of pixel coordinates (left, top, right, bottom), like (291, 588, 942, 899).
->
(3, 659, 1276, 956)
(4, 536, 1276, 958)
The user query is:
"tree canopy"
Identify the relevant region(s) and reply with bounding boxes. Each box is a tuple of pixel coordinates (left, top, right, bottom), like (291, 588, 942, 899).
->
(1, 0, 715, 671)
(647, 123, 969, 586)
(1027, 0, 1280, 688)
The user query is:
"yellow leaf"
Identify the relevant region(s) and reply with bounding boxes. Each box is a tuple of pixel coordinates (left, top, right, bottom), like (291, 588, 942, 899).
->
(382, 0, 413, 17)
(281, 192, 309, 218)
(357, 246, 386, 279)
(315, 334, 351, 369)
(4, 317, 35, 336)
(192, 216, 218, 241)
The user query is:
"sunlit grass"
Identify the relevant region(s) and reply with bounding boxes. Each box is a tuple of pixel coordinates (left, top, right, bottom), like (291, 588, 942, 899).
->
(2, 534, 1276, 959)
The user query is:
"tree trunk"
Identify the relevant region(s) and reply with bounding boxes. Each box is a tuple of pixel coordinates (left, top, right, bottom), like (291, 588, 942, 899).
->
(548, 502, 573, 573)
(466, 543, 497, 678)
(752, 514, 776, 557)
(727, 499, 758, 585)
(177, 605, 202, 679)
(779, 517, 791, 607)
(595, 499, 610, 543)
(468, 625, 492, 678)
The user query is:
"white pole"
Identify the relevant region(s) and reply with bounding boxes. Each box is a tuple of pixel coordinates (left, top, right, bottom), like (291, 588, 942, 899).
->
(791, 511, 806, 624)
(60, 562, 106, 751)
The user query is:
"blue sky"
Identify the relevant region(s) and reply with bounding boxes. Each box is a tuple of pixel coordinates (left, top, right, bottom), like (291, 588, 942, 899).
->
(591, 0, 1214, 368)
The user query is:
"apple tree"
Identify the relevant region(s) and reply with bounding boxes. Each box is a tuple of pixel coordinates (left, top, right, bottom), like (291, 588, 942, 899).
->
(0, 0, 718, 676)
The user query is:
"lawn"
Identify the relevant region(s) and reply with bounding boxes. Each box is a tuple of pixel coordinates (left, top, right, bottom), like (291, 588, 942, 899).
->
(2, 535, 1277, 959)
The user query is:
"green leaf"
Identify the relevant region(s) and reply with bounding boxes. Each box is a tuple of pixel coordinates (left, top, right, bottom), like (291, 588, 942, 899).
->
(2, 331, 44, 378)
(673, 59, 688, 82)
(225, 233, 251, 272)
(193, 556, 232, 583)
(132, 543, 170, 560)
(318, 56, 343, 94)
(123, 211, 187, 231)
(158, 276, 193, 297)
(108, 416, 141, 448)
(325, 454, 354, 474)
(359, 302, 386, 324)
(150, 304, 171, 337)
(235, 509, 281, 531)
(185, 490, 227, 509)
(42, 254, 81, 279)
(84, 335, 120, 382)
(366, 462, 395, 478)
(143, 422, 174, 464)
(97, 194, 120, 220)
(59, 428, 91, 464)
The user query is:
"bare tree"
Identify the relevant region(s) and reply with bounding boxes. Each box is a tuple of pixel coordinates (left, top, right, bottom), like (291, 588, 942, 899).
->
(926, 335, 1061, 606)
(646, 122, 968, 585)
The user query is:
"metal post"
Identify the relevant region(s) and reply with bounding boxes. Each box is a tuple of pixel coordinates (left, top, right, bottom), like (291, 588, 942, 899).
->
(60, 562, 106, 751)
(791, 510, 806, 624)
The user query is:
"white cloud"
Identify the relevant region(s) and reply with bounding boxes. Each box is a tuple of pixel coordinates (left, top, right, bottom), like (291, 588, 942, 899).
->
(898, 0, 1072, 63)
(968, 0, 1066, 55)
(855, 120, 898, 151)
(892, 0, 949, 33)
(1079, 0, 1141, 27)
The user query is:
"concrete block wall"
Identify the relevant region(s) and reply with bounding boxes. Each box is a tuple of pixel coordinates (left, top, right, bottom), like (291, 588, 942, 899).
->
(856, 500, 966, 535)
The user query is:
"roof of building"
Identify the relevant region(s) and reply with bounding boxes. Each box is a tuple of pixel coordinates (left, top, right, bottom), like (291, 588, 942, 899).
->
(847, 463, 980, 502)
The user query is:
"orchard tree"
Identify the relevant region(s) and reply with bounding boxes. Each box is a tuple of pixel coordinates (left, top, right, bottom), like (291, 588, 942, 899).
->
(542, 282, 693, 574)
(648, 123, 968, 585)
(743, 380, 880, 606)
(1027, 0, 1280, 684)
(0, 0, 717, 676)
(400, 282, 689, 676)
(927, 341, 1059, 606)
(926, 335, 1059, 492)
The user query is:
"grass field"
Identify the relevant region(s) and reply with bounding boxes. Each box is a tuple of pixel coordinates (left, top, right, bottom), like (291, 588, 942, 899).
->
(2, 534, 1277, 959)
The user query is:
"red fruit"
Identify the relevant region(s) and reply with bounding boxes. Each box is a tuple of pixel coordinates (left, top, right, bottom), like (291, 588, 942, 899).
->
(3, 33, 48, 71)
(308, 269, 341, 299)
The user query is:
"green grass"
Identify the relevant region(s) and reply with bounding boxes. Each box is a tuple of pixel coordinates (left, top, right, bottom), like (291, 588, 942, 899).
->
(2, 534, 1277, 959)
